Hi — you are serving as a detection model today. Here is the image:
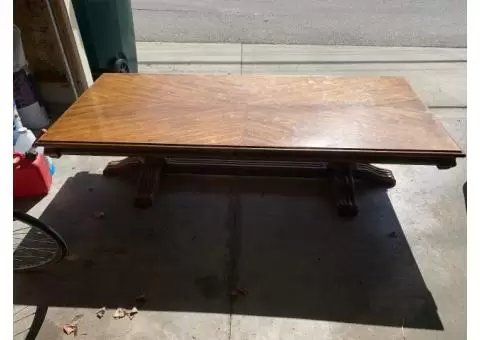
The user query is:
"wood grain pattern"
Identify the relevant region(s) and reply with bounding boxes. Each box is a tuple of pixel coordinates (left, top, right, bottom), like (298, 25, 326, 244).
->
(37, 74, 464, 164)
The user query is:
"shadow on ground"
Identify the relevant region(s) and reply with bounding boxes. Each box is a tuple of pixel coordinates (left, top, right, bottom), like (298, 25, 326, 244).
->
(14, 196, 45, 214)
(13, 171, 443, 330)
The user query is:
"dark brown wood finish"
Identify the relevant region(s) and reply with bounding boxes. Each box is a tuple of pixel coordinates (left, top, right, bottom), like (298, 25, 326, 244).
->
(37, 74, 464, 165)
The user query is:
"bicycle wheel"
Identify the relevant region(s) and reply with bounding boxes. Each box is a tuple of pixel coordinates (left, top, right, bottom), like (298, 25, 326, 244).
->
(13, 211, 68, 271)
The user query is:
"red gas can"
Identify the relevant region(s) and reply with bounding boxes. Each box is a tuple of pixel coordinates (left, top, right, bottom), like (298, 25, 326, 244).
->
(13, 151, 52, 197)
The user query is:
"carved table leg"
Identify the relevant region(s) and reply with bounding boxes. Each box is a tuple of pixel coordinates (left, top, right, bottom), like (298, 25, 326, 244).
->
(102, 157, 163, 209)
(328, 163, 396, 217)
(134, 159, 163, 209)
(331, 164, 358, 217)
(103, 157, 144, 177)
(353, 163, 396, 188)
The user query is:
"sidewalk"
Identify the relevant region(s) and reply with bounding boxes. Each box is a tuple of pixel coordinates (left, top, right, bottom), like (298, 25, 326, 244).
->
(136, 42, 467, 108)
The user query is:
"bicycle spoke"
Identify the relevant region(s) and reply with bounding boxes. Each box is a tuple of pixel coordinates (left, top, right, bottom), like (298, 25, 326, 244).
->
(13, 212, 67, 271)
(14, 254, 53, 259)
(13, 237, 56, 244)
(12, 227, 32, 232)
(14, 246, 57, 254)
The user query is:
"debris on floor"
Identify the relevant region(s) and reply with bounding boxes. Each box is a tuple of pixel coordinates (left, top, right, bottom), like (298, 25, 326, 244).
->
(93, 211, 105, 219)
(230, 287, 249, 297)
(65, 254, 79, 261)
(113, 308, 126, 319)
(63, 323, 77, 336)
(112, 307, 139, 320)
(128, 307, 138, 320)
(63, 314, 84, 336)
(96, 307, 106, 319)
(388, 231, 398, 238)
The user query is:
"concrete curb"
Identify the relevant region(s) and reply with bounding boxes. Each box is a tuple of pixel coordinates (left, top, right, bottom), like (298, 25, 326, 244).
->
(137, 42, 466, 63)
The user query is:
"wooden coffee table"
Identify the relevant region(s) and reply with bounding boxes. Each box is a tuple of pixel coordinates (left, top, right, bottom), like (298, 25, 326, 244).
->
(37, 74, 465, 216)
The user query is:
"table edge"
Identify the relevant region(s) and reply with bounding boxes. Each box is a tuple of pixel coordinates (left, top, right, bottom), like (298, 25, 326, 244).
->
(36, 140, 465, 168)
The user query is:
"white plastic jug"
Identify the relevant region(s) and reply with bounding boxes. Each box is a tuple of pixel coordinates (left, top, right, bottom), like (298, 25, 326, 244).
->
(14, 127, 37, 153)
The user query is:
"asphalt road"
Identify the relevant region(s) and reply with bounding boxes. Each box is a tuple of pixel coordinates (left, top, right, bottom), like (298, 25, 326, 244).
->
(131, 0, 466, 47)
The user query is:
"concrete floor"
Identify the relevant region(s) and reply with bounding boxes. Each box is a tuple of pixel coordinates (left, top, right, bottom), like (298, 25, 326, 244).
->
(14, 43, 467, 339)
(13, 107, 465, 339)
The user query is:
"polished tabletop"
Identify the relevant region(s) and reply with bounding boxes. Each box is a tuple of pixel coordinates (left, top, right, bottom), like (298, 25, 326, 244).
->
(37, 74, 464, 164)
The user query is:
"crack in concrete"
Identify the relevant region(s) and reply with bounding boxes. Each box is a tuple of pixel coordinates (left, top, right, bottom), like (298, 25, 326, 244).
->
(225, 178, 242, 340)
